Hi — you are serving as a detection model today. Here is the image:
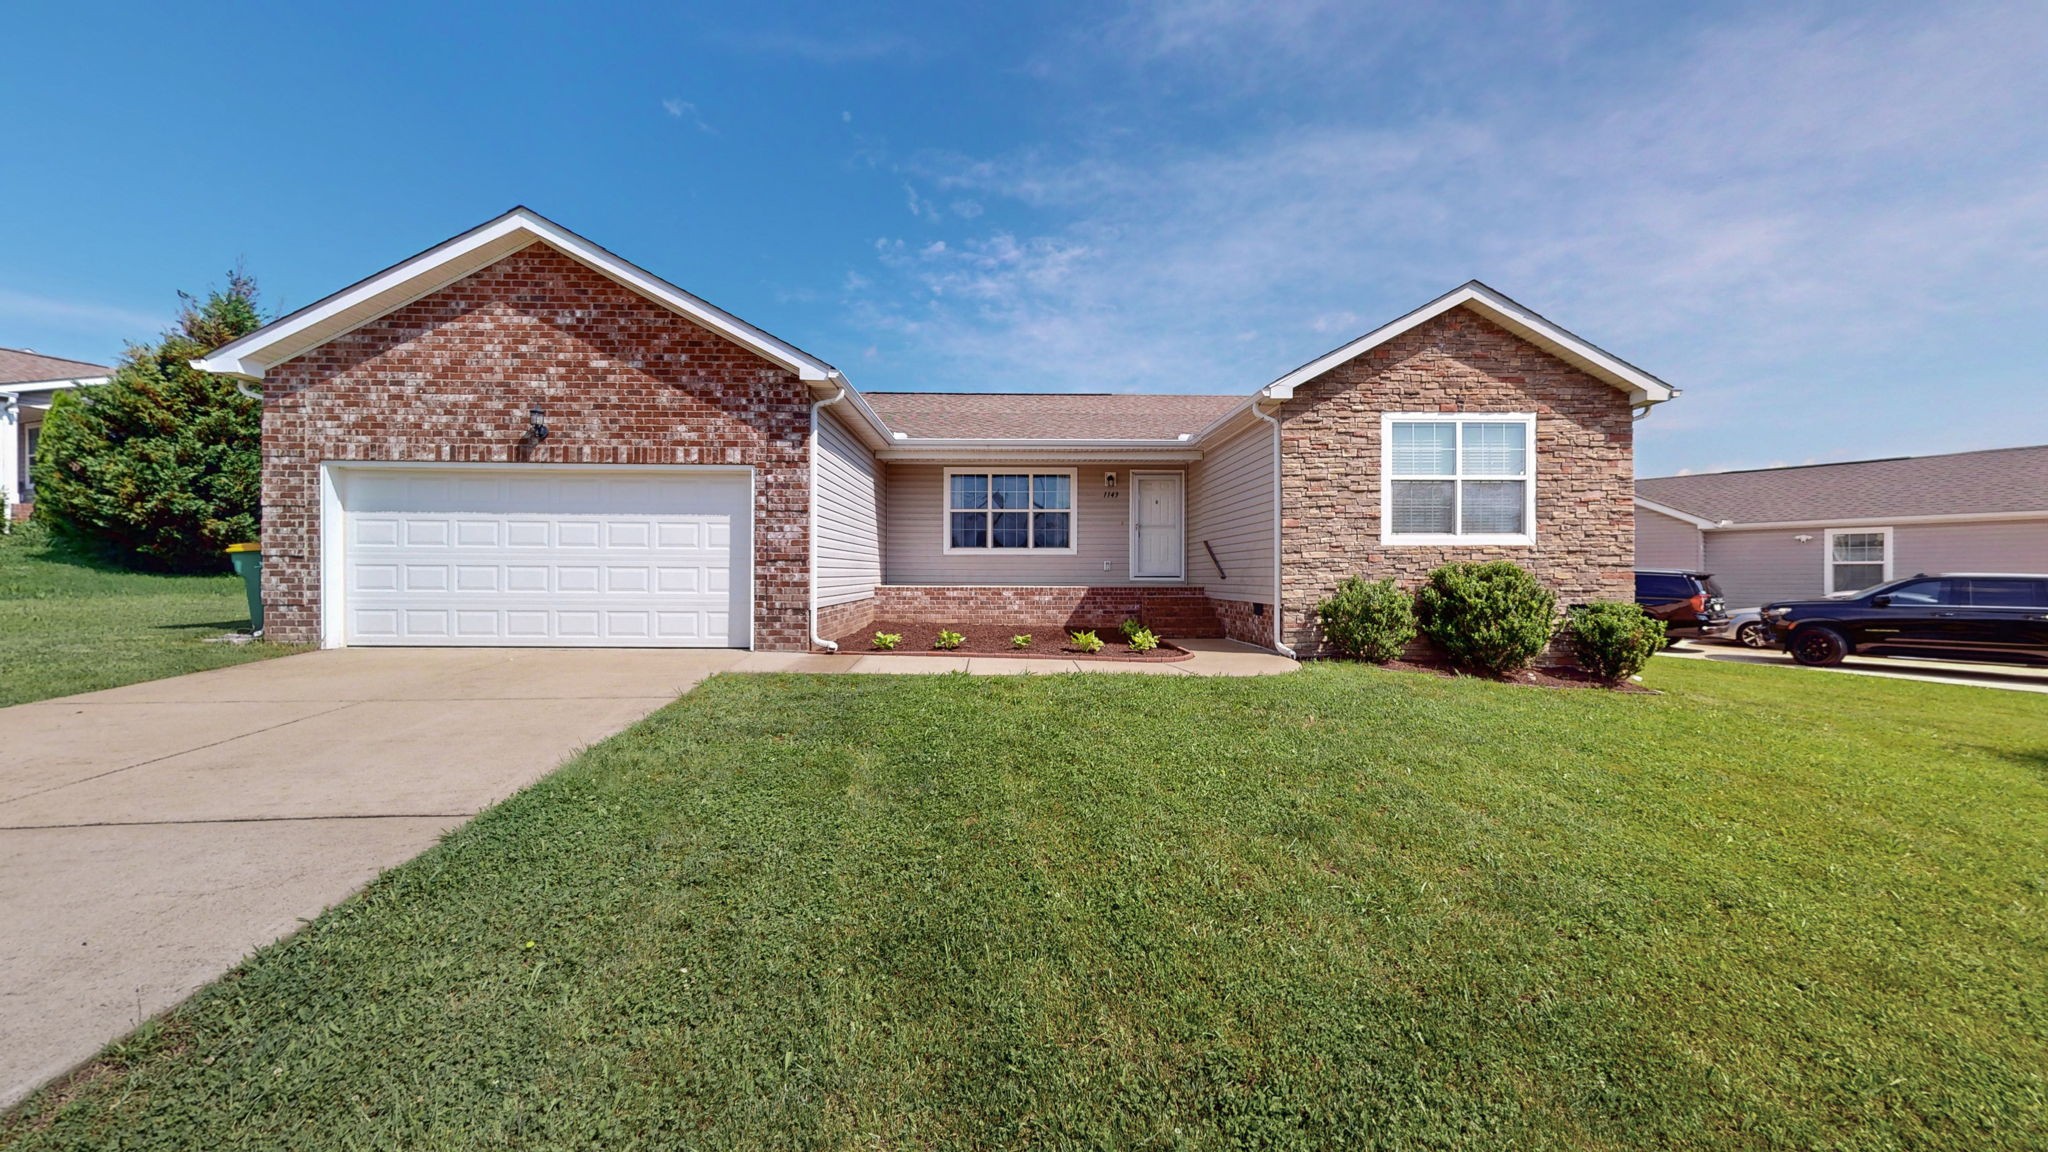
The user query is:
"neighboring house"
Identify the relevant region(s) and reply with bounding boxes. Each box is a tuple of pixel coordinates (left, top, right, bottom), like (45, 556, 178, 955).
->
(192, 208, 1676, 654)
(0, 348, 110, 520)
(1636, 446, 2048, 608)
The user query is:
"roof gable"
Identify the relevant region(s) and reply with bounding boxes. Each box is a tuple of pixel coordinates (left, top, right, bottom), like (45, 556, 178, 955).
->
(192, 208, 838, 383)
(1259, 281, 1675, 407)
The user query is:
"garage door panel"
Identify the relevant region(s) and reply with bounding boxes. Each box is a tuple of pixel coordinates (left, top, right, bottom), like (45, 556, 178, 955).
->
(340, 467, 750, 648)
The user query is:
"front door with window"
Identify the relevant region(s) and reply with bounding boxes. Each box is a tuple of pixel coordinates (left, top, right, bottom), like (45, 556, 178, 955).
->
(1130, 472, 1185, 579)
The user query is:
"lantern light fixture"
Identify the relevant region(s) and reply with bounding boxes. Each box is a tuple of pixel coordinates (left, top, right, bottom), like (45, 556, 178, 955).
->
(529, 407, 549, 441)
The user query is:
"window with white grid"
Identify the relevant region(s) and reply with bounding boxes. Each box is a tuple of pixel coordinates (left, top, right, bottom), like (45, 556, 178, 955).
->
(1380, 414, 1536, 544)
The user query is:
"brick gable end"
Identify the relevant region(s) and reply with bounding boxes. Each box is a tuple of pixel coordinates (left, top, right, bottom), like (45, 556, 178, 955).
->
(259, 242, 815, 650)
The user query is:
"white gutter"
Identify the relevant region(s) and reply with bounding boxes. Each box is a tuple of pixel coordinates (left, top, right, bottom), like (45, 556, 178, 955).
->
(809, 376, 850, 652)
(1250, 403, 1297, 658)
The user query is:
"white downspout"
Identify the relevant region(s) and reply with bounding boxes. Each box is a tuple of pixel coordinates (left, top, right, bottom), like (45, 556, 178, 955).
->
(809, 376, 849, 653)
(1251, 403, 1297, 658)
(0, 392, 18, 534)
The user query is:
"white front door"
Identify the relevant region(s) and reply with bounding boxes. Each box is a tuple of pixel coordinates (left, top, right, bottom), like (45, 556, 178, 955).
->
(1130, 472, 1185, 579)
(334, 465, 752, 648)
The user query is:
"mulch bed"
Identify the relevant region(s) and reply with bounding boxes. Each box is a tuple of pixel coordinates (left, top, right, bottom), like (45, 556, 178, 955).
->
(834, 620, 1193, 662)
(1374, 658, 1654, 693)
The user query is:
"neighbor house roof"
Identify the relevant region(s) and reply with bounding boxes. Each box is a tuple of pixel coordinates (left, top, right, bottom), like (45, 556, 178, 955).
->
(862, 392, 1244, 441)
(1636, 444, 2048, 525)
(0, 347, 108, 386)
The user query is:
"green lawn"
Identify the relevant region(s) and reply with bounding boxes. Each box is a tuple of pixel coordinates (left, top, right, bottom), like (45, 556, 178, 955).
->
(0, 523, 293, 706)
(6, 661, 2044, 1149)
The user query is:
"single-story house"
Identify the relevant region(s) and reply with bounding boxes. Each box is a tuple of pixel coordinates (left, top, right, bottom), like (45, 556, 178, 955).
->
(1636, 445, 2048, 607)
(1, 348, 110, 520)
(192, 207, 1676, 654)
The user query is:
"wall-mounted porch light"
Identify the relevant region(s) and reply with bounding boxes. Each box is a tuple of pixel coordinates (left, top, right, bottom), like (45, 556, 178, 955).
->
(529, 406, 550, 441)
(1103, 471, 1117, 489)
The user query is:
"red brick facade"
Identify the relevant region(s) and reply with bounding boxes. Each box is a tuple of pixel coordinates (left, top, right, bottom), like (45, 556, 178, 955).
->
(1274, 306, 1635, 657)
(1210, 597, 1273, 648)
(258, 243, 816, 650)
(862, 585, 1223, 637)
(815, 596, 877, 641)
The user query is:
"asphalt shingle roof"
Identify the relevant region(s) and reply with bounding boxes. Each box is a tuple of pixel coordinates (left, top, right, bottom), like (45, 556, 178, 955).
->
(0, 347, 109, 386)
(1637, 444, 2048, 523)
(861, 392, 1244, 440)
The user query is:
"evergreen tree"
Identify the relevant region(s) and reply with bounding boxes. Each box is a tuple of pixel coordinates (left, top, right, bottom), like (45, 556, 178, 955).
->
(32, 271, 264, 571)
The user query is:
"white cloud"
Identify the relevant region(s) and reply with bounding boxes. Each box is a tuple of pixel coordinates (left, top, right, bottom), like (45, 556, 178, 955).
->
(846, 3, 2048, 468)
(661, 98, 715, 134)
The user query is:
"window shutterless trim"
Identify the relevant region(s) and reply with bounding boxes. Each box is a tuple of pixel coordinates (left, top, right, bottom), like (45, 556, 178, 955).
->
(1823, 526, 1892, 593)
(1378, 412, 1536, 545)
(941, 467, 1079, 555)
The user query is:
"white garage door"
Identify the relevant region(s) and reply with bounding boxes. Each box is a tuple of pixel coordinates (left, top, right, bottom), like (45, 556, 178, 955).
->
(335, 467, 751, 648)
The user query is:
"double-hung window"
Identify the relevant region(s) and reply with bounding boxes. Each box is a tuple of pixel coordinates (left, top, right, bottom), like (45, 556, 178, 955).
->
(945, 470, 1075, 553)
(1824, 527, 1891, 593)
(1380, 414, 1535, 544)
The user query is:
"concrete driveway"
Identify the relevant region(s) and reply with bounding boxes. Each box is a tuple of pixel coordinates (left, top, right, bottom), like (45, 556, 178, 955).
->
(1660, 641, 2048, 694)
(0, 647, 744, 1109)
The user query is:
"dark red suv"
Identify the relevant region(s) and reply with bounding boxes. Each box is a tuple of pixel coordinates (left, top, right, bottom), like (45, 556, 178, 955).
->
(1634, 570, 1730, 639)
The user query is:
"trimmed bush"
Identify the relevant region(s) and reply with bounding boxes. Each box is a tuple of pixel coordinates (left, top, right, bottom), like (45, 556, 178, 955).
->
(1314, 576, 1417, 662)
(1414, 561, 1557, 675)
(1565, 602, 1666, 682)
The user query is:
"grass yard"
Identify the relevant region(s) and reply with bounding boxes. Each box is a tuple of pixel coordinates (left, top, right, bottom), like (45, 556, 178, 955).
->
(0, 523, 294, 706)
(5, 660, 2044, 1149)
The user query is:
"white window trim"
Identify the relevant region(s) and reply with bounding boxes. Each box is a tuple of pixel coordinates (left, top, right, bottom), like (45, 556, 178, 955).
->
(1127, 470, 1187, 580)
(1378, 412, 1537, 546)
(940, 467, 1079, 556)
(1823, 526, 1893, 593)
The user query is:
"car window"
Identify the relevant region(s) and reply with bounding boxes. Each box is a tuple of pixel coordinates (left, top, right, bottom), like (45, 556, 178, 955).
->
(1883, 578, 1955, 605)
(1636, 574, 1687, 598)
(1960, 578, 2048, 608)
(1698, 576, 1724, 598)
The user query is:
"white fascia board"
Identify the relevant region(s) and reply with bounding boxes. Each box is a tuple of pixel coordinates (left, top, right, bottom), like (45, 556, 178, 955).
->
(878, 442, 1203, 462)
(192, 207, 838, 383)
(1701, 509, 2048, 532)
(817, 374, 897, 452)
(1632, 496, 1719, 529)
(1260, 281, 1677, 407)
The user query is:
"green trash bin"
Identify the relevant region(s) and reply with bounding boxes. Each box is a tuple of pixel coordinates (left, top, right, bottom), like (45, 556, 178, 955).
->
(226, 542, 264, 636)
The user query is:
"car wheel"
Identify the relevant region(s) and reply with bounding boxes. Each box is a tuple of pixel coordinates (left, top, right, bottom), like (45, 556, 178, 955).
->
(1790, 626, 1848, 666)
(1736, 621, 1772, 649)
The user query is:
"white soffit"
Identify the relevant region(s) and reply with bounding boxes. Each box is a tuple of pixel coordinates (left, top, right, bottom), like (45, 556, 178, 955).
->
(1259, 281, 1677, 407)
(191, 207, 838, 382)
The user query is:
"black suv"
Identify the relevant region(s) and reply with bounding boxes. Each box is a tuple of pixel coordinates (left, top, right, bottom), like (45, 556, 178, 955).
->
(1762, 573, 2048, 666)
(1634, 570, 1729, 639)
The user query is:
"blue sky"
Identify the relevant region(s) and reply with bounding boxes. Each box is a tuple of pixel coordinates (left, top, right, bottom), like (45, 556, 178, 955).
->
(4, 1, 2045, 477)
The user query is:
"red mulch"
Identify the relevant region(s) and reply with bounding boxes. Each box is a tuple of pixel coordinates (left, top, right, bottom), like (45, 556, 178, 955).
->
(835, 620, 1193, 662)
(1373, 658, 1654, 693)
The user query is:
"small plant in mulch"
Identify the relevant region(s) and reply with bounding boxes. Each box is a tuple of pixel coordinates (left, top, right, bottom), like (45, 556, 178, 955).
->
(933, 629, 966, 651)
(1125, 627, 1160, 653)
(1118, 617, 1144, 640)
(1011, 634, 1033, 650)
(1069, 630, 1106, 654)
(872, 632, 902, 650)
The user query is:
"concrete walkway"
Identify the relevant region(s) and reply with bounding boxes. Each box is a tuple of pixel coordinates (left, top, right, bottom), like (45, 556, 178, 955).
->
(1659, 641, 2048, 694)
(0, 639, 1294, 1108)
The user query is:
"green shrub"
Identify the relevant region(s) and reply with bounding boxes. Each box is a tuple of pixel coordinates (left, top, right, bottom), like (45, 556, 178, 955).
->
(1118, 616, 1144, 639)
(32, 272, 265, 572)
(872, 632, 902, 650)
(1126, 627, 1159, 653)
(933, 629, 966, 651)
(1069, 630, 1105, 654)
(1011, 634, 1033, 650)
(1565, 602, 1666, 683)
(1314, 576, 1416, 662)
(1414, 561, 1557, 675)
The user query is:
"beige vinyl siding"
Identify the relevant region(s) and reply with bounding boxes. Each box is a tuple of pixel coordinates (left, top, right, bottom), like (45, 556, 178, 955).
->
(1703, 517, 2048, 608)
(1185, 421, 1276, 602)
(1893, 518, 2048, 575)
(883, 461, 1184, 585)
(1634, 507, 1704, 571)
(815, 408, 883, 607)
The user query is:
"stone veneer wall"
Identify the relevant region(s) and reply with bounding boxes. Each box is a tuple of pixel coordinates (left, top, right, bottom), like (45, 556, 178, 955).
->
(259, 243, 817, 650)
(1274, 306, 1635, 658)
